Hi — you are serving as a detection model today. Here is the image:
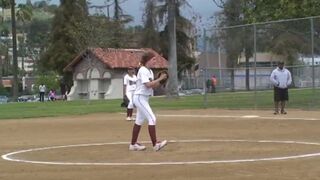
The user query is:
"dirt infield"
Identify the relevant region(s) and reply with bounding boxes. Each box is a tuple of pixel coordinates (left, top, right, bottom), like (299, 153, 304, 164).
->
(1, 109, 320, 180)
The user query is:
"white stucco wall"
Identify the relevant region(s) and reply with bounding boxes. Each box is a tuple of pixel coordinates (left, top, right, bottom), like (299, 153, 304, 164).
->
(104, 77, 123, 100)
(67, 81, 79, 100)
(67, 55, 142, 100)
(67, 66, 124, 100)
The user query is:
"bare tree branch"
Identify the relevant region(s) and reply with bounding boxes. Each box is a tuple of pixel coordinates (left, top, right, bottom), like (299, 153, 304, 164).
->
(211, 0, 225, 8)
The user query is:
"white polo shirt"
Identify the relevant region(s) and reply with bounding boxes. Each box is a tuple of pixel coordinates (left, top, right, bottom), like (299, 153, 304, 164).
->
(123, 74, 137, 93)
(134, 66, 154, 96)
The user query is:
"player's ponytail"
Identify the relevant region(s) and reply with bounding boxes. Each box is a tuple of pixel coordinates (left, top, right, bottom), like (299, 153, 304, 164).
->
(140, 51, 155, 66)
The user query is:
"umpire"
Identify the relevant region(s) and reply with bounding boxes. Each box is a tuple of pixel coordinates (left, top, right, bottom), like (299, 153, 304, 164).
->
(270, 61, 292, 115)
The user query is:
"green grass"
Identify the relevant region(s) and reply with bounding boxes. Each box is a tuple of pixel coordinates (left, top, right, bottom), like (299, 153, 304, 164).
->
(0, 100, 123, 120)
(0, 88, 319, 120)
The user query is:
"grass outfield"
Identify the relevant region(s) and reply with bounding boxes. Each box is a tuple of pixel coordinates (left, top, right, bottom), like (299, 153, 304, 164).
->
(0, 88, 319, 120)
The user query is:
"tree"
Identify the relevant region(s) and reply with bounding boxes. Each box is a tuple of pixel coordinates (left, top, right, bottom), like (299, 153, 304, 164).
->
(243, 0, 320, 67)
(212, 0, 317, 90)
(244, 0, 320, 23)
(110, 0, 133, 48)
(34, 71, 60, 94)
(0, 0, 10, 84)
(10, 0, 18, 100)
(0, 43, 4, 82)
(155, 0, 195, 97)
(166, 0, 179, 97)
(213, 0, 320, 90)
(113, 0, 121, 20)
(26, 19, 52, 74)
(141, 0, 160, 51)
(26, 0, 32, 7)
(41, 0, 89, 83)
(16, 4, 32, 23)
(33, 0, 50, 9)
(213, 0, 247, 91)
(87, 0, 133, 48)
(0, 0, 10, 22)
(16, 3, 33, 73)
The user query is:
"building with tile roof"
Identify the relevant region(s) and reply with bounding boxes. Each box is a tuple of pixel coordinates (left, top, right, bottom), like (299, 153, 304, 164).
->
(64, 48, 168, 100)
(1, 79, 12, 88)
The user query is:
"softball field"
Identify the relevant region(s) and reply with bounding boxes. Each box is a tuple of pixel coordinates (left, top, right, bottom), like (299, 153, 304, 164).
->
(1, 109, 320, 180)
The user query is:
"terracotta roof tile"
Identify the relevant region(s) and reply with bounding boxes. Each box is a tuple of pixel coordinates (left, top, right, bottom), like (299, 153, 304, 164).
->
(64, 48, 168, 71)
(1, 80, 12, 87)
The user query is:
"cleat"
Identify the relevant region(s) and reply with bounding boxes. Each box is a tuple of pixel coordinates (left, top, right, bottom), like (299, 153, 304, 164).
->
(153, 140, 167, 151)
(126, 117, 132, 121)
(129, 143, 146, 151)
(273, 111, 279, 115)
(281, 110, 287, 114)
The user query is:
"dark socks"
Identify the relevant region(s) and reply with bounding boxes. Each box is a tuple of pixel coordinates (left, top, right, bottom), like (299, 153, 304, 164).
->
(148, 125, 157, 146)
(131, 124, 141, 145)
(127, 108, 133, 117)
(274, 102, 279, 113)
(280, 101, 286, 113)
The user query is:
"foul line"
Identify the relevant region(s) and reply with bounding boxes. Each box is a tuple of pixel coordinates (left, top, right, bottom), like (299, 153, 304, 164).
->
(2, 139, 320, 166)
(120, 113, 320, 121)
(157, 114, 320, 121)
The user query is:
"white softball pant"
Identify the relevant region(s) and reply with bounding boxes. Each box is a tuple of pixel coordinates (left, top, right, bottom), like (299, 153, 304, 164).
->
(132, 94, 156, 126)
(126, 90, 135, 109)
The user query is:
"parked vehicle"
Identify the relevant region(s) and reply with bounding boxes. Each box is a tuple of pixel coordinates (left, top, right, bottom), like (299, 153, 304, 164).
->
(0, 95, 8, 104)
(18, 95, 38, 102)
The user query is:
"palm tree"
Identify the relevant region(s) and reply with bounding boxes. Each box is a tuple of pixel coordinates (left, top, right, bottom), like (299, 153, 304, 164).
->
(16, 3, 32, 72)
(10, 0, 18, 100)
(166, 0, 179, 97)
(156, 0, 191, 97)
(0, 0, 10, 85)
(16, 4, 32, 24)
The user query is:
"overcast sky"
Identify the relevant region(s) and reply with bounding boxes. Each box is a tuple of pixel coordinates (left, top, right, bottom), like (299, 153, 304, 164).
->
(16, 0, 220, 28)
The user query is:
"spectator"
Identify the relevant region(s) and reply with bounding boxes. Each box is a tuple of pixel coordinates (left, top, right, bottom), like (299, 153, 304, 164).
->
(39, 84, 46, 102)
(270, 61, 292, 115)
(206, 79, 211, 93)
(211, 75, 217, 93)
(48, 89, 56, 101)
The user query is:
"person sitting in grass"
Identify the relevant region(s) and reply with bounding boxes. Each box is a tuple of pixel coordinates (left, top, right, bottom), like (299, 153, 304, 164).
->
(48, 89, 56, 101)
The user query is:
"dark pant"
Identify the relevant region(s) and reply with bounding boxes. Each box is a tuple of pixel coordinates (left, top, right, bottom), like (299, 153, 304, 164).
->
(40, 92, 45, 102)
(274, 87, 288, 102)
(211, 85, 216, 93)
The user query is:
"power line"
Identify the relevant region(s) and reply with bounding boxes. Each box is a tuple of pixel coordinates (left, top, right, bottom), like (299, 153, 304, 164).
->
(208, 15, 320, 31)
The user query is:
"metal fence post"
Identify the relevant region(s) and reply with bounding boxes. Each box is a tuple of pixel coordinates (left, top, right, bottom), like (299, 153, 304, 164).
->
(310, 17, 315, 89)
(203, 68, 208, 108)
(253, 24, 257, 109)
(203, 28, 208, 108)
(310, 17, 316, 108)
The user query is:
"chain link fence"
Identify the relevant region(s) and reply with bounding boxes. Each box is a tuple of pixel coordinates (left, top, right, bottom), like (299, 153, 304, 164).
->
(180, 16, 320, 109)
